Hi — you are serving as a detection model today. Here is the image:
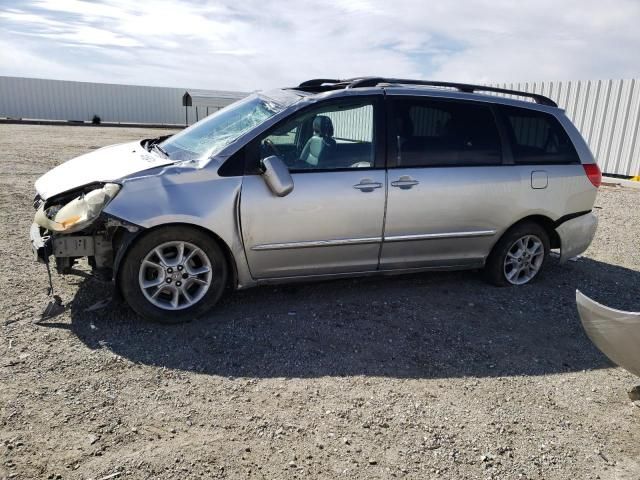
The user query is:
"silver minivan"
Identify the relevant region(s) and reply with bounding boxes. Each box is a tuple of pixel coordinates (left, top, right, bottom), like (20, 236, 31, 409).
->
(30, 78, 601, 323)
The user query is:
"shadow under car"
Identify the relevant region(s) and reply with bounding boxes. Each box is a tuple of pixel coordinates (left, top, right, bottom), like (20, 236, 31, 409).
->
(44, 256, 640, 379)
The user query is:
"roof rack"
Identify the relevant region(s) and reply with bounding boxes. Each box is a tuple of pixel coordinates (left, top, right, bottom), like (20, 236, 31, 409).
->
(298, 79, 344, 88)
(294, 77, 557, 107)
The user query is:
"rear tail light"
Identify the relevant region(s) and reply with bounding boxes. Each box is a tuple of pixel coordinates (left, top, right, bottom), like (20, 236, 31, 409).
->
(583, 163, 602, 188)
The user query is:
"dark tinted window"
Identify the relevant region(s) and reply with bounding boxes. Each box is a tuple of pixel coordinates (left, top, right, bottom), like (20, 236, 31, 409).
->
(217, 147, 245, 176)
(392, 98, 502, 167)
(500, 106, 579, 164)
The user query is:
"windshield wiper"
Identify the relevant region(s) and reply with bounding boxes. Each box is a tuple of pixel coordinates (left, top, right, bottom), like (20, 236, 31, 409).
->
(151, 143, 170, 159)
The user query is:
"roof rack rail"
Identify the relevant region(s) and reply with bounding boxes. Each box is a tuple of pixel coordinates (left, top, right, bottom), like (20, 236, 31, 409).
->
(298, 78, 344, 88)
(295, 77, 557, 107)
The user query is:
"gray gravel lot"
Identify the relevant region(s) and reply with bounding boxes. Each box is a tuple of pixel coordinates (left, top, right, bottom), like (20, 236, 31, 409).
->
(1, 124, 640, 479)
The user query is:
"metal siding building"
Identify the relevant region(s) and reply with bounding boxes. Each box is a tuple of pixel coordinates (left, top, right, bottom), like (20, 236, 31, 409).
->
(0, 76, 246, 126)
(491, 79, 640, 177)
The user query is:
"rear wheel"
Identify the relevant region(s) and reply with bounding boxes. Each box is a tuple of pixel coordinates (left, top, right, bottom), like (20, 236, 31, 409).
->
(119, 226, 228, 323)
(484, 222, 549, 287)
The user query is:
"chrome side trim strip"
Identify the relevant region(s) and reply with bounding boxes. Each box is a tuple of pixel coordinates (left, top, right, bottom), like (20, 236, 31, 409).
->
(384, 230, 496, 242)
(252, 236, 382, 251)
(252, 230, 495, 251)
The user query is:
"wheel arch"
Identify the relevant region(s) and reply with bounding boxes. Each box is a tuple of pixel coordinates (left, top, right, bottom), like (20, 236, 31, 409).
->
(113, 222, 239, 291)
(483, 214, 556, 286)
(491, 214, 560, 254)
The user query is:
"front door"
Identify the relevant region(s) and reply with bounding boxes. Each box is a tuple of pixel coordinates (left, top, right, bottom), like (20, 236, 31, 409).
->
(240, 95, 386, 279)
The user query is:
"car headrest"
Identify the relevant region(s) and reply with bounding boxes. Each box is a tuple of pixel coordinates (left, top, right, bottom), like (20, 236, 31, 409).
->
(313, 115, 334, 138)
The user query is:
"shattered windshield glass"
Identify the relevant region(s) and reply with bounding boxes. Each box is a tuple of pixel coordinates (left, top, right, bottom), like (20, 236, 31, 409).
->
(160, 94, 284, 162)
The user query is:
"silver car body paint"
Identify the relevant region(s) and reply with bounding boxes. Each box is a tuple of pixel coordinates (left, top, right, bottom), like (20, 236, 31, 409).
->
(240, 170, 386, 278)
(104, 164, 256, 288)
(38, 84, 599, 290)
(556, 213, 598, 263)
(260, 155, 294, 197)
(380, 163, 595, 269)
(576, 290, 640, 377)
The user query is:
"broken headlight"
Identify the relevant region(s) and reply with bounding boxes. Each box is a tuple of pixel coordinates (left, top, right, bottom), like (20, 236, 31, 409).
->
(34, 183, 121, 233)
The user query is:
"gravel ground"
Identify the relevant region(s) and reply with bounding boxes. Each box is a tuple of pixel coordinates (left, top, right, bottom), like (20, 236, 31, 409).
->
(1, 124, 640, 480)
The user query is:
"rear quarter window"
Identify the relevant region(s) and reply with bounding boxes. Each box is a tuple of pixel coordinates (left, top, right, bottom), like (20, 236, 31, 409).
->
(499, 106, 579, 164)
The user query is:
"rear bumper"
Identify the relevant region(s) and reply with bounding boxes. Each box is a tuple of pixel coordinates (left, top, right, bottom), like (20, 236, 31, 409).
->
(556, 212, 598, 263)
(30, 223, 51, 263)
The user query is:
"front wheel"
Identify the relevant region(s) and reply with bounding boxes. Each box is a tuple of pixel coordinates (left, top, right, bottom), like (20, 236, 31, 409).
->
(484, 222, 550, 287)
(118, 226, 228, 323)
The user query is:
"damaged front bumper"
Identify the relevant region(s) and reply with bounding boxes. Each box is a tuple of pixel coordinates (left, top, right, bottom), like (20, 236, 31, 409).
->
(31, 182, 143, 277)
(30, 221, 113, 274)
(30, 213, 140, 277)
(31, 223, 104, 264)
(30, 222, 51, 263)
(576, 290, 640, 377)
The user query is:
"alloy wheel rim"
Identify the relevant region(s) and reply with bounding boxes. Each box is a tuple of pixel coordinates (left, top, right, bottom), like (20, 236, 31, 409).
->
(503, 235, 544, 285)
(138, 241, 212, 310)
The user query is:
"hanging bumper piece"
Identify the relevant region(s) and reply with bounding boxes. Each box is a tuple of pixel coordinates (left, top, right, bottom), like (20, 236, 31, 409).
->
(576, 290, 640, 377)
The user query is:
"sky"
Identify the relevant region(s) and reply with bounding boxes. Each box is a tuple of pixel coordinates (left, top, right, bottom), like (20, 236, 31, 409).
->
(1, 0, 639, 92)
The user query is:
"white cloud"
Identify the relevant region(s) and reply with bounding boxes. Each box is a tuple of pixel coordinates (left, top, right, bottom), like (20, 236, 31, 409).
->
(0, 0, 639, 91)
(35, 25, 142, 47)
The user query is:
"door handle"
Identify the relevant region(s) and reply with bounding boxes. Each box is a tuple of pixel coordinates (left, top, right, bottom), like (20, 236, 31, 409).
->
(353, 180, 382, 192)
(391, 176, 419, 189)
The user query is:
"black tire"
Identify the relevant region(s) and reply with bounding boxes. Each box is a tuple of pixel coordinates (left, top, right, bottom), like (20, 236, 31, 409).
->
(484, 221, 550, 287)
(118, 226, 228, 323)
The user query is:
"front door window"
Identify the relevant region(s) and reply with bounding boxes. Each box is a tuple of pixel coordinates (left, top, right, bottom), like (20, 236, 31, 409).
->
(259, 100, 375, 171)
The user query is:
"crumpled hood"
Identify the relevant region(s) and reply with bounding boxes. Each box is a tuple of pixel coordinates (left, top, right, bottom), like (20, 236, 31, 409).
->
(35, 141, 174, 199)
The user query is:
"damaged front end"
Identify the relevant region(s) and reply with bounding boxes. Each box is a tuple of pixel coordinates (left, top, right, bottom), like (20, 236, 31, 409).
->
(31, 183, 139, 278)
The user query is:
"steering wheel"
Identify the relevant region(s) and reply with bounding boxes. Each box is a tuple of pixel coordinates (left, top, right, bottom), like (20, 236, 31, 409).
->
(263, 138, 282, 157)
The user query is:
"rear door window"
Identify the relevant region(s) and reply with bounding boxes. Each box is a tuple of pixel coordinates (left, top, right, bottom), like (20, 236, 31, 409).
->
(499, 105, 579, 164)
(390, 98, 502, 167)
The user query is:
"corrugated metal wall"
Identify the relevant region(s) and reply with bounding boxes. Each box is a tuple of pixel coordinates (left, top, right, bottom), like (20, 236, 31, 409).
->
(325, 104, 373, 142)
(491, 79, 640, 176)
(0, 76, 246, 126)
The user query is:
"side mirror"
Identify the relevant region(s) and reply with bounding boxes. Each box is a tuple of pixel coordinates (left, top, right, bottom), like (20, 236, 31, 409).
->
(261, 156, 294, 197)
